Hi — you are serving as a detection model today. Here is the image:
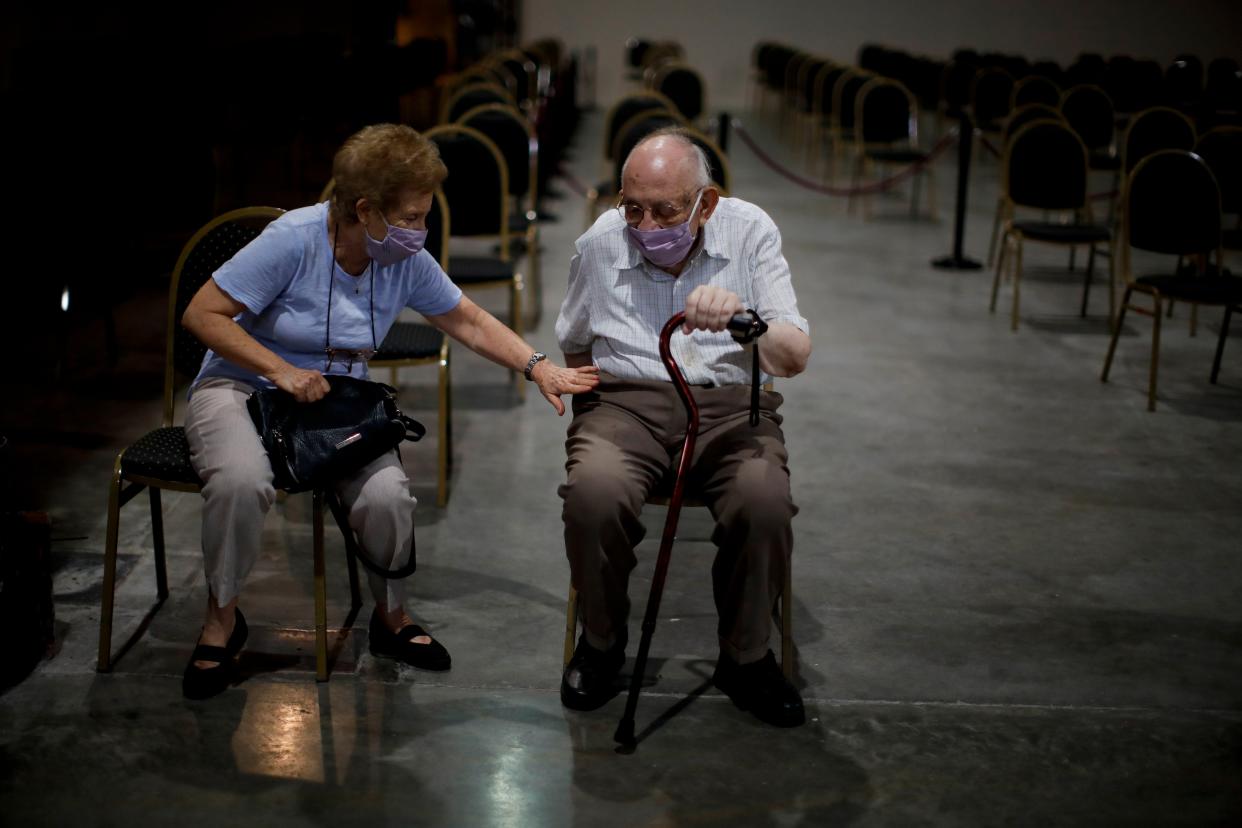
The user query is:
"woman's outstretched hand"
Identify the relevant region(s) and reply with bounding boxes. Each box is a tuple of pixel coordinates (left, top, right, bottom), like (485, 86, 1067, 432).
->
(531, 362, 600, 415)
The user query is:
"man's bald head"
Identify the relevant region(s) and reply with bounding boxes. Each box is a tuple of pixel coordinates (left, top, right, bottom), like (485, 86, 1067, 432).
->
(621, 129, 712, 194)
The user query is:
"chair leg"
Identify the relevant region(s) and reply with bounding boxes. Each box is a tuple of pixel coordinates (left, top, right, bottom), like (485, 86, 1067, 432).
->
(512, 274, 526, 398)
(527, 225, 542, 328)
(564, 584, 579, 668)
(149, 487, 169, 600)
(1210, 305, 1233, 384)
(1101, 287, 1132, 382)
(990, 232, 1008, 313)
(987, 197, 1003, 267)
(1190, 303, 1198, 337)
(97, 462, 125, 672)
(1080, 244, 1097, 318)
(1148, 295, 1163, 412)
(1010, 238, 1024, 332)
(926, 166, 938, 221)
(313, 490, 329, 682)
(436, 343, 451, 508)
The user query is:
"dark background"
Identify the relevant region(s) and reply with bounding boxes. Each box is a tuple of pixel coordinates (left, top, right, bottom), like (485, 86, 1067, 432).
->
(1, 1, 518, 378)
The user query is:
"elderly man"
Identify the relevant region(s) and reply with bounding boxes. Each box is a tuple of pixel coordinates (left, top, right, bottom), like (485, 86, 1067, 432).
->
(555, 128, 812, 727)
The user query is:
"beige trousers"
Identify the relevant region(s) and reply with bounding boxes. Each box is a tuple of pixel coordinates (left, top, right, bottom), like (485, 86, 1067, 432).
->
(185, 377, 415, 609)
(558, 373, 796, 665)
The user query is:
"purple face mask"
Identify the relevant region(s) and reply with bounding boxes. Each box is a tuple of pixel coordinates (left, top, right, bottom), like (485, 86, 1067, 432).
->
(364, 212, 428, 266)
(624, 190, 704, 269)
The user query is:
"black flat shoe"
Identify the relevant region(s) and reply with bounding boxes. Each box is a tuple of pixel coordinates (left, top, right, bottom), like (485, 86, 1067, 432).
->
(712, 650, 805, 728)
(182, 608, 248, 701)
(560, 632, 627, 712)
(368, 609, 451, 671)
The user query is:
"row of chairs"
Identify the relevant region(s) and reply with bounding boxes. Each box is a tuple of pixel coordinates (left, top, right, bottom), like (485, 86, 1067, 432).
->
(749, 49, 937, 218)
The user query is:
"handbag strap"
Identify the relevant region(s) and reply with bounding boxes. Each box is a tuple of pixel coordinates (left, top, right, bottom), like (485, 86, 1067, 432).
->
(324, 489, 418, 579)
(400, 415, 426, 442)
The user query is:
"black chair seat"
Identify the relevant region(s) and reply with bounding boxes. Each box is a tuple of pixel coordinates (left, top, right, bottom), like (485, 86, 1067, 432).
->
(449, 256, 515, 284)
(866, 148, 929, 164)
(121, 426, 201, 486)
(1135, 272, 1242, 304)
(1011, 221, 1110, 243)
(375, 322, 444, 361)
(1223, 227, 1242, 250)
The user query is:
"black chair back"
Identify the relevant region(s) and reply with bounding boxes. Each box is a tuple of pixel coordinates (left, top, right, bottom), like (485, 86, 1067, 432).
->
(604, 93, 676, 160)
(1126, 150, 1221, 255)
(426, 125, 507, 240)
(1195, 127, 1242, 215)
(814, 65, 847, 123)
(796, 58, 829, 115)
(457, 103, 534, 202)
(425, 188, 449, 269)
(1013, 76, 1061, 108)
(655, 64, 706, 121)
(1059, 84, 1115, 152)
(611, 111, 686, 188)
(857, 79, 915, 145)
(1123, 106, 1197, 174)
(1004, 103, 1063, 142)
(834, 71, 870, 131)
(443, 82, 513, 123)
(1005, 120, 1088, 211)
(167, 208, 283, 419)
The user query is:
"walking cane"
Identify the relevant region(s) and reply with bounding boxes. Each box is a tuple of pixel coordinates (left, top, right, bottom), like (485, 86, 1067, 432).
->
(614, 309, 768, 748)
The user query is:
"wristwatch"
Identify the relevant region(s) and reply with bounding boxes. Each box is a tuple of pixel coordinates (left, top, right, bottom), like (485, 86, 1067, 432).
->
(524, 351, 547, 381)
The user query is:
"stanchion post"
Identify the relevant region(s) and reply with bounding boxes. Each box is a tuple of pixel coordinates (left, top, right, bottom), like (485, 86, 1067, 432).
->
(932, 112, 982, 270)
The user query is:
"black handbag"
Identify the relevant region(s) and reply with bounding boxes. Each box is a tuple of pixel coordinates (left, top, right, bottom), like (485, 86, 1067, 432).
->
(246, 375, 426, 495)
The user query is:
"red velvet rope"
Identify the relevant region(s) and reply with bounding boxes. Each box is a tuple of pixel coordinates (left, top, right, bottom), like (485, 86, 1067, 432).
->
(730, 119, 957, 196)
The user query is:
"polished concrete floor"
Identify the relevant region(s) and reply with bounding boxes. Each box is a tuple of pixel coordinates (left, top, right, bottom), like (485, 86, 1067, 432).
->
(2, 104, 1241, 826)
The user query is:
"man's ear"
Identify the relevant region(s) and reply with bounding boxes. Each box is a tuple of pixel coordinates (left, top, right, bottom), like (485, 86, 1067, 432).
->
(698, 186, 721, 223)
(355, 197, 372, 223)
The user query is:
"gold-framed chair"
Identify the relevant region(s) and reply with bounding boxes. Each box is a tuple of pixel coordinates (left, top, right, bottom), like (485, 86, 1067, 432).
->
(424, 123, 527, 394)
(850, 77, 938, 220)
(650, 61, 707, 124)
(990, 119, 1113, 330)
(456, 102, 543, 327)
(1101, 150, 1240, 411)
(318, 180, 455, 508)
(97, 207, 364, 682)
(439, 81, 516, 124)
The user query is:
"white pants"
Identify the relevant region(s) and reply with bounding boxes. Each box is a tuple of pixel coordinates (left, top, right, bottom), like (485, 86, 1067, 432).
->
(185, 377, 415, 609)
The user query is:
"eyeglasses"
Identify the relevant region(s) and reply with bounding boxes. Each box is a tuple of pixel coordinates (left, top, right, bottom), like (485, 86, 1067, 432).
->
(324, 348, 376, 373)
(617, 189, 703, 228)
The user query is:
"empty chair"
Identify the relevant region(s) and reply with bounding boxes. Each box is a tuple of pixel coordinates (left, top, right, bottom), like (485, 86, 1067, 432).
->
(990, 119, 1112, 329)
(1194, 126, 1242, 253)
(1012, 75, 1061, 108)
(440, 81, 515, 124)
(851, 77, 936, 219)
(986, 104, 1067, 266)
(1101, 150, 1241, 410)
(651, 61, 707, 123)
(1060, 84, 1118, 171)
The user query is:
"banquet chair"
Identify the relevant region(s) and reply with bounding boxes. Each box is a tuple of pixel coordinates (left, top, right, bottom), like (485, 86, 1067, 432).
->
(97, 207, 365, 682)
(1101, 150, 1241, 410)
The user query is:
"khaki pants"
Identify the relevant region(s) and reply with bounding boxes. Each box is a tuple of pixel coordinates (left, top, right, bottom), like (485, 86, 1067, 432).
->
(185, 377, 415, 610)
(558, 373, 796, 665)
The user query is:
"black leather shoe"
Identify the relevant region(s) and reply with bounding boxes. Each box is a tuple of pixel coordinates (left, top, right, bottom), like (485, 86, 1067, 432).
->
(560, 632, 627, 711)
(712, 650, 805, 727)
(183, 608, 248, 700)
(368, 609, 451, 671)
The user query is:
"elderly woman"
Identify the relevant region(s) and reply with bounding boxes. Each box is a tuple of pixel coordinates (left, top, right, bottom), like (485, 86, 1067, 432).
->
(180, 123, 597, 699)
